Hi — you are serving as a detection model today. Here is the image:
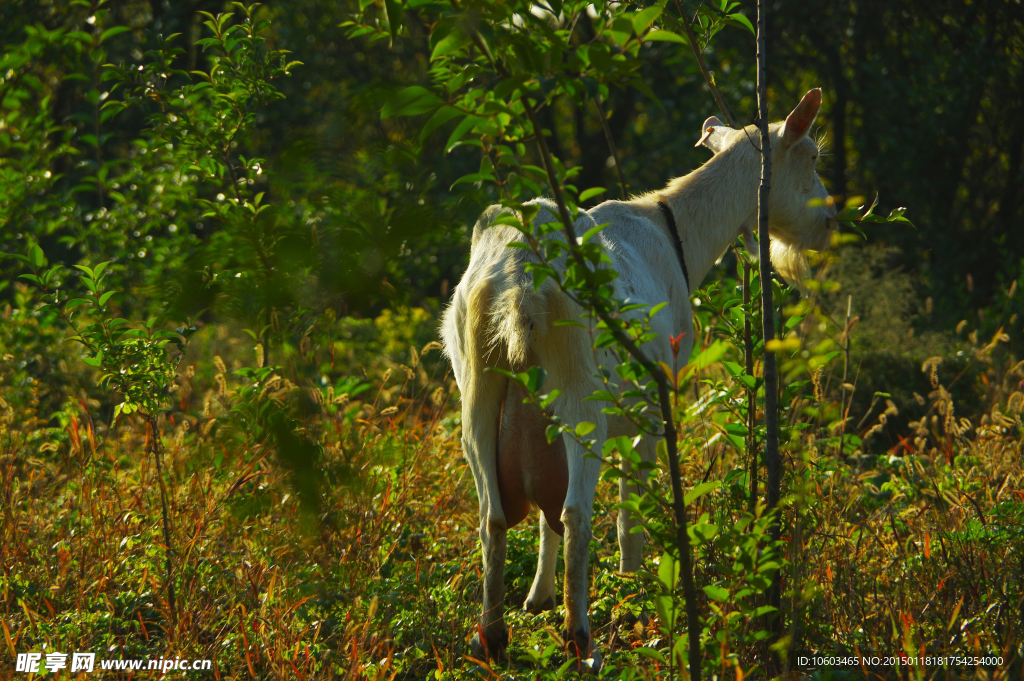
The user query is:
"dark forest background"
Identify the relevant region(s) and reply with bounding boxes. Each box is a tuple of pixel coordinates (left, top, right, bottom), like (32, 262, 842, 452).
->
(4, 0, 1023, 333)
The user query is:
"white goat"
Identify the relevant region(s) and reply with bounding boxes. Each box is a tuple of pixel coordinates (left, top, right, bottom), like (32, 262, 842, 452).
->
(441, 89, 836, 667)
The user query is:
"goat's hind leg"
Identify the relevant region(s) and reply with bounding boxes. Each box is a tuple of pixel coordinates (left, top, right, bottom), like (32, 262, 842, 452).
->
(472, 511, 508, 661)
(524, 512, 560, 614)
(617, 436, 656, 573)
(462, 371, 511, 662)
(560, 415, 605, 670)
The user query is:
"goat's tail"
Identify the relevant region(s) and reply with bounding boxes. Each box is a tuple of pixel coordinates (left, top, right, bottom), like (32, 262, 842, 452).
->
(450, 272, 541, 380)
(441, 198, 591, 407)
(441, 274, 510, 525)
(445, 211, 535, 379)
(488, 279, 537, 370)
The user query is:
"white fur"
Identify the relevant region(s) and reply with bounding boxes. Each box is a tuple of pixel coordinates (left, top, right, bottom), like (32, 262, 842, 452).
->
(441, 90, 836, 666)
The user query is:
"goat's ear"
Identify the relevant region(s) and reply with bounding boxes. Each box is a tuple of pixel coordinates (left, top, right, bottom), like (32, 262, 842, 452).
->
(696, 116, 728, 153)
(780, 88, 822, 148)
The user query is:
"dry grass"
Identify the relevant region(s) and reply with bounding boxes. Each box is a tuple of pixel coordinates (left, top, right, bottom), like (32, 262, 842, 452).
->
(1, 302, 1022, 680)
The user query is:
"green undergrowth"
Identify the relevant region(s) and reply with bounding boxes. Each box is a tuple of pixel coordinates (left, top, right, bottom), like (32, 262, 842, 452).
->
(1, 294, 1022, 679)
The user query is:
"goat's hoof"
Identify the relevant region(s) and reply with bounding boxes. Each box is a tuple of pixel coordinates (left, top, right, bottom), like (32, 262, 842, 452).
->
(581, 653, 603, 674)
(563, 627, 601, 673)
(523, 595, 555, 614)
(470, 625, 508, 663)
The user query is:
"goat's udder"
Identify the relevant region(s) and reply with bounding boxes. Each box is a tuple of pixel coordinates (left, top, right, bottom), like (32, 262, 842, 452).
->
(496, 382, 568, 536)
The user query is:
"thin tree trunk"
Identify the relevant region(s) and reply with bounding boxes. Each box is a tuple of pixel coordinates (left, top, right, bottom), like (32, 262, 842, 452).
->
(745, 260, 757, 514)
(756, 0, 783, 642)
(593, 95, 627, 200)
(838, 295, 852, 458)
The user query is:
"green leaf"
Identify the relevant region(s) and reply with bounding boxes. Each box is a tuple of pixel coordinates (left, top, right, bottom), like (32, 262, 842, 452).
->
(575, 421, 595, 437)
(633, 6, 662, 34)
(431, 28, 472, 61)
(99, 26, 131, 43)
(65, 30, 92, 44)
(833, 206, 863, 222)
(808, 350, 842, 369)
(609, 16, 633, 45)
(539, 389, 561, 409)
(863, 192, 880, 217)
(65, 298, 90, 310)
(722, 360, 744, 377)
(690, 522, 719, 541)
(684, 480, 720, 505)
(633, 647, 666, 663)
(381, 86, 442, 118)
(578, 222, 606, 244)
(29, 244, 45, 269)
(98, 291, 116, 307)
(726, 13, 755, 35)
(492, 213, 523, 228)
(545, 423, 560, 445)
(578, 187, 605, 203)
(644, 29, 687, 44)
(419, 105, 463, 142)
(703, 584, 730, 601)
(655, 593, 677, 630)
(520, 365, 547, 393)
(887, 207, 916, 229)
(450, 172, 494, 189)
(688, 339, 729, 371)
(628, 77, 660, 105)
(657, 551, 679, 590)
(445, 115, 485, 153)
(384, 0, 403, 39)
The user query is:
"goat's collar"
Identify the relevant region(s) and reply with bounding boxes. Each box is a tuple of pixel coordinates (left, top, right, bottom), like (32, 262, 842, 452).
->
(657, 199, 691, 292)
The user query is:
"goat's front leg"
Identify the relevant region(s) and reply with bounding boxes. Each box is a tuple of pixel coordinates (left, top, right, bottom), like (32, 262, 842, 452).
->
(617, 436, 656, 573)
(524, 512, 560, 613)
(561, 432, 604, 671)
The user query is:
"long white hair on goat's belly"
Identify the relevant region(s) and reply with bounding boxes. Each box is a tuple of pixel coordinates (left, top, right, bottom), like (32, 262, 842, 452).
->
(770, 239, 811, 288)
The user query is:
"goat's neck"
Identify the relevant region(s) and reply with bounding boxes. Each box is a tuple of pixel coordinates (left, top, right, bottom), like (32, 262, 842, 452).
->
(657, 145, 759, 290)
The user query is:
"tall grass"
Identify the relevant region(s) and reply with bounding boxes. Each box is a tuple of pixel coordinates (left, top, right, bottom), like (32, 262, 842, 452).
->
(1, 288, 1021, 679)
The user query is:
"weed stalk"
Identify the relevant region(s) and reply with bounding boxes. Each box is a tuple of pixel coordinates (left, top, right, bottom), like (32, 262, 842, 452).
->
(147, 414, 177, 633)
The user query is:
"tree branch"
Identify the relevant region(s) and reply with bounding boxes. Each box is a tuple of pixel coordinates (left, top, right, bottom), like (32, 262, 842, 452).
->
(673, 0, 738, 129)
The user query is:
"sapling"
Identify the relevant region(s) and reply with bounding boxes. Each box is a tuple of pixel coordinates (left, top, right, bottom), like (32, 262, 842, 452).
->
(18, 244, 193, 631)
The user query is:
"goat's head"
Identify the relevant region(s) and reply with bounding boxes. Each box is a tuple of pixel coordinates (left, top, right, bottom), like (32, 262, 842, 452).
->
(698, 89, 837, 283)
